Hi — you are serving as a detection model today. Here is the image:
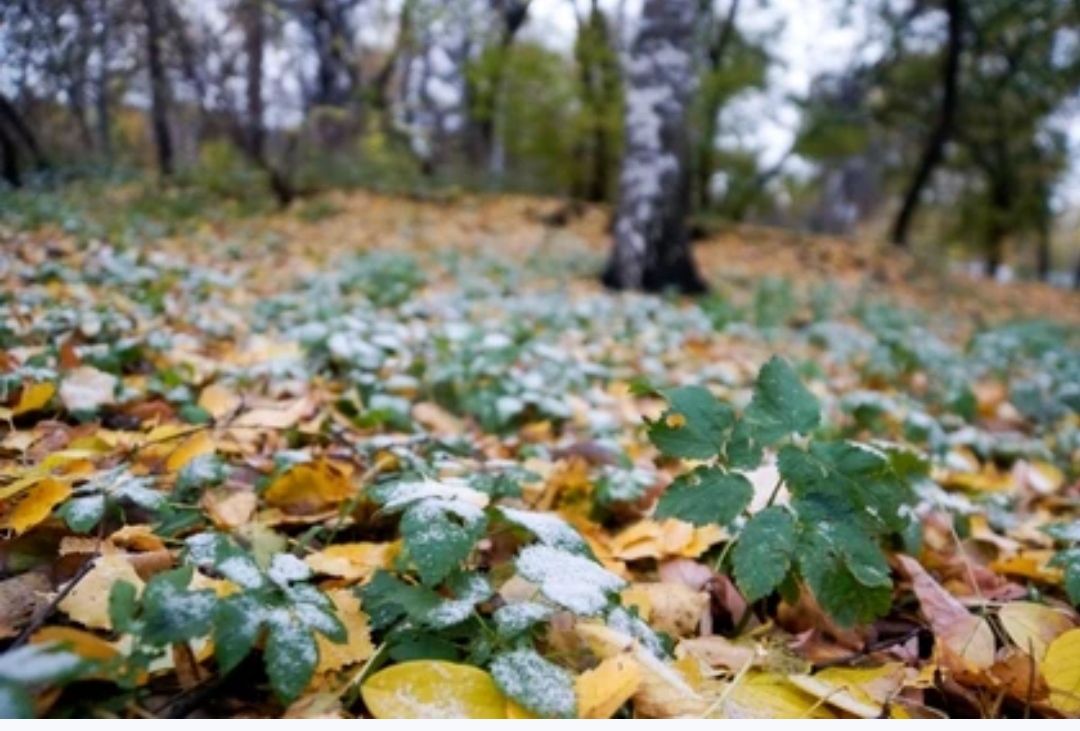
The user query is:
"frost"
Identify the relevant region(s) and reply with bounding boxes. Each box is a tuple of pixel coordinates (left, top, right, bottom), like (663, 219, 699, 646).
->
(268, 553, 312, 586)
(515, 545, 625, 616)
(422, 574, 492, 628)
(493, 601, 553, 637)
(218, 555, 266, 590)
(490, 649, 577, 718)
(377, 479, 489, 513)
(497, 507, 588, 554)
(0, 644, 83, 685)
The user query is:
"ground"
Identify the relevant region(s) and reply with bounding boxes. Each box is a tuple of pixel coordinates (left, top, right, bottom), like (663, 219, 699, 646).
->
(0, 189, 1078, 719)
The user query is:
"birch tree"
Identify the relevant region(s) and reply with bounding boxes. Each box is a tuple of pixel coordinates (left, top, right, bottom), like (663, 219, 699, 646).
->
(602, 0, 706, 293)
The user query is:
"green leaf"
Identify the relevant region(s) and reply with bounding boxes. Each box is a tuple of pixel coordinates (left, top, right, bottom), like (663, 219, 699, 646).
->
(1049, 549, 1080, 606)
(732, 506, 796, 602)
(727, 357, 820, 469)
(400, 499, 487, 586)
(264, 611, 319, 703)
(58, 494, 106, 533)
(357, 571, 441, 630)
(647, 385, 735, 459)
(490, 649, 577, 719)
(386, 631, 461, 662)
(0, 682, 32, 719)
(140, 566, 216, 646)
(108, 580, 139, 633)
(515, 545, 625, 616)
(797, 535, 892, 627)
(655, 467, 753, 527)
(213, 593, 265, 673)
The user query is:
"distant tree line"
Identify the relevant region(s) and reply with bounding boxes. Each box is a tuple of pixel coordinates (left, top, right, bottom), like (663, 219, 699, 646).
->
(0, 0, 1078, 289)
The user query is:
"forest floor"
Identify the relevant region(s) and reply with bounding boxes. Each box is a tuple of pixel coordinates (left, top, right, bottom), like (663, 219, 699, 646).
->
(1, 188, 1079, 719)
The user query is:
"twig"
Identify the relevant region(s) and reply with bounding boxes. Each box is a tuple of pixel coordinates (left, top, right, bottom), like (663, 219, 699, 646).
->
(812, 627, 922, 670)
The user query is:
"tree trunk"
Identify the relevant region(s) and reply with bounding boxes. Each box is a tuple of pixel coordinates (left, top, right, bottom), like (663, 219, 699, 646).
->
(0, 123, 20, 187)
(602, 0, 706, 293)
(141, 0, 174, 177)
(242, 0, 265, 161)
(0, 95, 49, 169)
(96, 0, 112, 163)
(889, 0, 963, 248)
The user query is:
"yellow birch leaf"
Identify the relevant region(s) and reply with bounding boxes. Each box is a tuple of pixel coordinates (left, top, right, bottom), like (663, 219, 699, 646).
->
(998, 602, 1076, 663)
(197, 383, 241, 420)
(314, 589, 373, 674)
(719, 671, 836, 719)
(58, 555, 145, 630)
(31, 625, 119, 663)
(1043, 628, 1080, 715)
(0, 478, 70, 535)
(305, 541, 400, 583)
(679, 524, 727, 558)
(361, 661, 509, 718)
(788, 663, 907, 718)
(164, 430, 214, 472)
(13, 382, 56, 416)
(264, 459, 356, 513)
(576, 654, 642, 719)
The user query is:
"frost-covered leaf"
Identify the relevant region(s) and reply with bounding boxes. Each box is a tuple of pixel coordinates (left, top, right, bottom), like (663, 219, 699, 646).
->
(400, 499, 487, 587)
(490, 648, 577, 719)
(515, 545, 625, 615)
(497, 506, 589, 554)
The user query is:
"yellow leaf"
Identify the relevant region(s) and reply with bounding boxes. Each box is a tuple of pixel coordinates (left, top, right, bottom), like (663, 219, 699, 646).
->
(232, 396, 314, 430)
(991, 551, 1063, 584)
(13, 382, 56, 416)
(719, 671, 835, 719)
(1043, 628, 1080, 715)
(0, 478, 70, 535)
(788, 664, 907, 718)
(263, 459, 356, 514)
(58, 555, 145, 630)
(31, 626, 119, 662)
(998, 602, 1076, 662)
(201, 488, 257, 530)
(197, 383, 241, 420)
(164, 430, 214, 472)
(679, 524, 727, 558)
(611, 520, 663, 561)
(576, 654, 642, 719)
(361, 661, 508, 718)
(314, 590, 373, 674)
(305, 542, 400, 583)
(620, 582, 708, 637)
(506, 700, 539, 718)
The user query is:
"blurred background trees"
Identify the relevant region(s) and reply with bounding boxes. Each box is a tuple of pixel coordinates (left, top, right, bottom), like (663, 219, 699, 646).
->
(1, 0, 1078, 286)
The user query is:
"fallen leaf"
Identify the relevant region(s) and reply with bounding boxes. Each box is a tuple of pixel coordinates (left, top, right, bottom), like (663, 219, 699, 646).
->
(0, 477, 70, 535)
(998, 602, 1076, 662)
(13, 382, 56, 416)
(576, 654, 642, 719)
(897, 555, 995, 675)
(263, 459, 356, 514)
(305, 542, 399, 583)
(788, 663, 907, 718)
(1042, 628, 1080, 715)
(314, 589, 373, 674)
(201, 488, 257, 530)
(361, 660, 509, 718)
(719, 671, 835, 719)
(164, 430, 214, 472)
(59, 366, 118, 413)
(59, 555, 145, 630)
(621, 582, 708, 637)
(197, 383, 242, 420)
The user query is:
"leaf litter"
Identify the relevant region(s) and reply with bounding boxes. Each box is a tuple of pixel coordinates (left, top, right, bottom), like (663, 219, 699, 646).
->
(0, 190, 1079, 717)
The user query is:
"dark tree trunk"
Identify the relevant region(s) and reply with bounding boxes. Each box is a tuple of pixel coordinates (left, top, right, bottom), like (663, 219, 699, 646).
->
(890, 0, 963, 248)
(602, 0, 706, 293)
(243, 0, 265, 161)
(1036, 225, 1051, 282)
(306, 0, 356, 108)
(142, 0, 174, 177)
(0, 95, 49, 169)
(0, 123, 20, 187)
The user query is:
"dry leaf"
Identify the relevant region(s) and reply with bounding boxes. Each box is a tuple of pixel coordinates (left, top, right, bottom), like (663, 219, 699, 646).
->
(164, 430, 214, 472)
(305, 541, 399, 583)
(621, 582, 708, 637)
(263, 459, 356, 514)
(998, 601, 1076, 662)
(0, 477, 70, 535)
(58, 555, 145, 630)
(1042, 628, 1080, 715)
(314, 589, 374, 674)
(788, 663, 907, 718)
(13, 382, 56, 416)
(576, 654, 642, 719)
